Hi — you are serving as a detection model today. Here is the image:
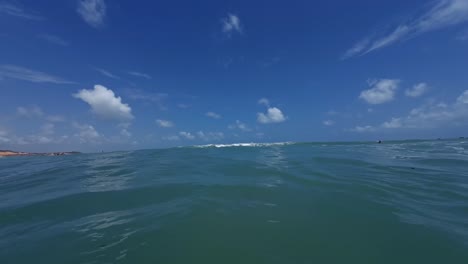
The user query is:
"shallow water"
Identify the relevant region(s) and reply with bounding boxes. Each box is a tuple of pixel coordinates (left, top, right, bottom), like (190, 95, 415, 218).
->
(1, 140, 468, 263)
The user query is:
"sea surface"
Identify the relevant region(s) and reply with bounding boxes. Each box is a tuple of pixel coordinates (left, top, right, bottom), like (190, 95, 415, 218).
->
(1, 140, 468, 263)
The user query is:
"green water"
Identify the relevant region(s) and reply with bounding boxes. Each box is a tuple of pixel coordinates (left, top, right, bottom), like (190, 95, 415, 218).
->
(1, 141, 468, 263)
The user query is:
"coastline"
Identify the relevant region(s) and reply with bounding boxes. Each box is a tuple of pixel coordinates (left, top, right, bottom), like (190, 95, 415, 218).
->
(0, 150, 80, 157)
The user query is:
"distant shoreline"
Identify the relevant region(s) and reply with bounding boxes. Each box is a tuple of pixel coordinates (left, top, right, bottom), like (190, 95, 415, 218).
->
(0, 150, 80, 157)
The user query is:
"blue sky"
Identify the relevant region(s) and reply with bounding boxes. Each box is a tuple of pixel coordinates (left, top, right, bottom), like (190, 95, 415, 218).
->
(1, 0, 468, 152)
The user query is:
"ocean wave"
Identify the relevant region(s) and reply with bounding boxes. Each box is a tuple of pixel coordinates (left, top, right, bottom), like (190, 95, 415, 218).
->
(2, 139, 468, 262)
(190, 142, 295, 148)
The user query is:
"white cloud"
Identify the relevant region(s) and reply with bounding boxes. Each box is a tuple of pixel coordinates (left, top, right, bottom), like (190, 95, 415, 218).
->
(27, 135, 53, 144)
(179, 131, 195, 140)
(405, 83, 429, 97)
(206, 112, 221, 119)
(229, 120, 251, 132)
(73, 122, 101, 143)
(1, 122, 67, 146)
(257, 107, 286, 124)
(387, 91, 468, 129)
(351, 125, 375, 132)
(344, 0, 468, 58)
(323, 120, 335, 126)
(222, 13, 242, 36)
(16, 106, 66, 124)
(73, 84, 134, 121)
(0, 128, 10, 143)
(352, 89, 468, 132)
(38, 34, 69, 46)
(381, 118, 402, 128)
(120, 128, 131, 137)
(0, 2, 43, 20)
(342, 38, 370, 59)
(456, 90, 468, 104)
(77, 0, 106, 28)
(0, 64, 74, 84)
(17, 106, 44, 118)
(359, 79, 400, 104)
(94, 67, 120, 79)
(156, 119, 174, 128)
(197, 131, 224, 141)
(258, 98, 270, 107)
(128, 71, 151, 79)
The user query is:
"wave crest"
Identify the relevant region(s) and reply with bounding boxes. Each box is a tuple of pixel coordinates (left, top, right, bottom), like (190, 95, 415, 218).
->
(191, 142, 295, 148)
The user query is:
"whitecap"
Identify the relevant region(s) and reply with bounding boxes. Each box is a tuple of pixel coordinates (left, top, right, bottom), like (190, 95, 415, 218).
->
(192, 142, 295, 148)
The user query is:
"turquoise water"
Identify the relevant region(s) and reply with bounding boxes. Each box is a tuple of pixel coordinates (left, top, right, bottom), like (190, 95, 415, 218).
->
(1, 140, 468, 263)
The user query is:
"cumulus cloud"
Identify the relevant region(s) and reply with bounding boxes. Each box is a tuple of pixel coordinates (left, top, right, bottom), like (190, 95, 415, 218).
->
(352, 89, 468, 132)
(156, 119, 174, 128)
(179, 131, 195, 140)
(323, 120, 335, 126)
(344, 0, 468, 58)
(0, 128, 10, 143)
(381, 118, 403, 128)
(17, 106, 44, 118)
(38, 34, 69, 46)
(120, 128, 131, 137)
(257, 107, 286, 124)
(457, 90, 468, 103)
(128, 71, 151, 79)
(206, 112, 221, 119)
(0, 64, 74, 84)
(258, 98, 270, 107)
(359, 79, 400, 104)
(406, 83, 429, 97)
(222, 13, 242, 36)
(0, 2, 43, 20)
(257, 98, 287, 124)
(73, 85, 134, 121)
(73, 123, 101, 143)
(0, 122, 68, 145)
(77, 0, 106, 28)
(94, 67, 120, 79)
(16, 106, 66, 123)
(384, 91, 468, 129)
(229, 120, 251, 132)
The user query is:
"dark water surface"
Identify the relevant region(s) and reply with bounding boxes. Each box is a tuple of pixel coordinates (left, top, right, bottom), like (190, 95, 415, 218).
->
(1, 140, 468, 263)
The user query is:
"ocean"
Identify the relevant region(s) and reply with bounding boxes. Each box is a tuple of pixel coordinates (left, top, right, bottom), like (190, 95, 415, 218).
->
(1, 140, 468, 263)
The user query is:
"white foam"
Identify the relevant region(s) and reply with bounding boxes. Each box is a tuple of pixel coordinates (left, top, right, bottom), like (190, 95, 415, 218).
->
(192, 142, 295, 148)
